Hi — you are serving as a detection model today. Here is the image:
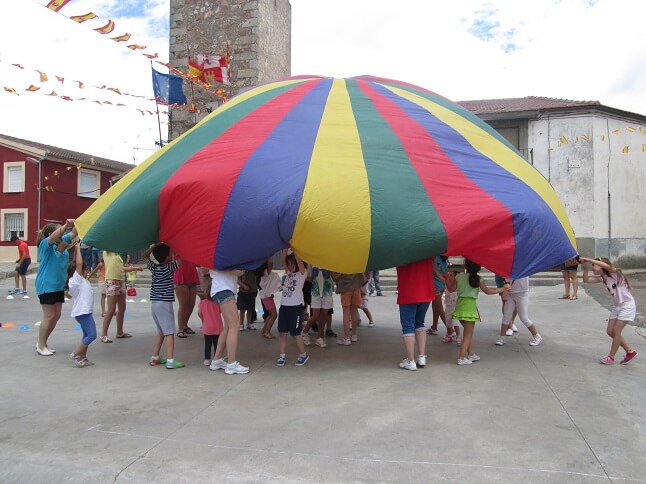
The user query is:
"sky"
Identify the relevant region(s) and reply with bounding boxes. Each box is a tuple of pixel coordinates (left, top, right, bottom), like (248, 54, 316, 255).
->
(0, 0, 644, 165)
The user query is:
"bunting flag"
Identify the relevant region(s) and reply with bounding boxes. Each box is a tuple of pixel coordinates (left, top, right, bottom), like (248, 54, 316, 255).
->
(622, 146, 630, 153)
(559, 135, 568, 144)
(151, 68, 187, 105)
(111, 33, 131, 42)
(37, 71, 48, 82)
(56, 75, 64, 83)
(70, 12, 98, 23)
(127, 44, 147, 51)
(4, 87, 18, 95)
(12, 63, 24, 69)
(143, 53, 159, 59)
(75, 80, 85, 89)
(46, 0, 71, 12)
(94, 20, 116, 34)
(26, 85, 40, 92)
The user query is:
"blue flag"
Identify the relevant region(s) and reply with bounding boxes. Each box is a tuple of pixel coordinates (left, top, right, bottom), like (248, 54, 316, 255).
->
(151, 68, 187, 105)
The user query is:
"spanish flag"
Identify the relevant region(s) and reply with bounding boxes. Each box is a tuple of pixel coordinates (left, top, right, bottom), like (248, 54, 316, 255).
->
(94, 20, 115, 34)
(71, 12, 97, 23)
(46, 0, 71, 12)
(112, 33, 131, 42)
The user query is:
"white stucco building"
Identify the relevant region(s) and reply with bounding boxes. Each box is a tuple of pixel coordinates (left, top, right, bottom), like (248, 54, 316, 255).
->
(459, 97, 646, 267)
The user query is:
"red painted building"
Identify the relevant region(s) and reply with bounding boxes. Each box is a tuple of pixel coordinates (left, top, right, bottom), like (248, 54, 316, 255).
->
(0, 134, 132, 262)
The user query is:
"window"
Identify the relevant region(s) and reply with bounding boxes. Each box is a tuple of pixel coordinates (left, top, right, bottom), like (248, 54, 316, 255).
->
(77, 168, 101, 198)
(3, 161, 25, 192)
(1, 209, 27, 241)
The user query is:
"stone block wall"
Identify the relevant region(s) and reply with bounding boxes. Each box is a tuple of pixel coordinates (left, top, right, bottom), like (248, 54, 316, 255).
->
(169, 0, 291, 140)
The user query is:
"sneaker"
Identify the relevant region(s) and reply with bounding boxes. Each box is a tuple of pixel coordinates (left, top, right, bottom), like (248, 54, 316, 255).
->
(302, 333, 311, 346)
(467, 354, 481, 362)
(529, 334, 543, 346)
(36, 345, 54, 356)
(276, 355, 286, 366)
(505, 329, 514, 336)
(456, 336, 462, 346)
(426, 327, 439, 335)
(166, 360, 185, 369)
(368, 321, 375, 327)
(337, 337, 351, 346)
(325, 329, 338, 338)
(600, 355, 615, 365)
(457, 358, 472, 365)
(512, 324, 519, 333)
(442, 334, 455, 343)
(315, 337, 328, 348)
(70, 352, 78, 359)
(246, 324, 256, 331)
(239, 325, 245, 331)
(295, 353, 310, 366)
(209, 358, 227, 371)
(8, 288, 19, 294)
(21, 291, 29, 298)
(80, 358, 94, 366)
(225, 361, 250, 374)
(203, 359, 212, 366)
(416, 355, 427, 368)
(399, 358, 417, 371)
(350, 335, 358, 343)
(74, 357, 87, 368)
(620, 351, 638, 365)
(495, 338, 504, 346)
(149, 356, 167, 366)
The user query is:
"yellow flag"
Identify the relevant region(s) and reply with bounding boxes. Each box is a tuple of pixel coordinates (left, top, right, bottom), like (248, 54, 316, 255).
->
(622, 146, 630, 153)
(612, 129, 621, 135)
(581, 134, 590, 141)
(626, 127, 636, 132)
(560, 135, 568, 144)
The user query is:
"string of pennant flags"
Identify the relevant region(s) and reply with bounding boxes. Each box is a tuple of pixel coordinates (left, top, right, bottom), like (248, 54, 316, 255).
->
(556, 128, 646, 153)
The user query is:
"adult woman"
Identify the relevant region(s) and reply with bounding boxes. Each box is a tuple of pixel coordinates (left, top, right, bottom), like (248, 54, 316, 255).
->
(173, 260, 199, 338)
(35, 219, 75, 355)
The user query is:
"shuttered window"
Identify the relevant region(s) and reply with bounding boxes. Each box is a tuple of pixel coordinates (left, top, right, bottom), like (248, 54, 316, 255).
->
(4, 212, 24, 240)
(3, 162, 25, 192)
(78, 169, 100, 198)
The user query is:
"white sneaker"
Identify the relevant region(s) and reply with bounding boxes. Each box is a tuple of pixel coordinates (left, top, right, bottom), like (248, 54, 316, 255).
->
(337, 337, 351, 346)
(368, 321, 375, 327)
(529, 334, 543, 346)
(209, 358, 227, 371)
(457, 358, 472, 365)
(467, 354, 481, 362)
(495, 338, 504, 346)
(225, 361, 250, 375)
(350, 335, 358, 343)
(315, 337, 328, 348)
(505, 328, 514, 336)
(399, 358, 417, 371)
(302, 333, 311, 346)
(512, 324, 519, 333)
(416, 355, 427, 368)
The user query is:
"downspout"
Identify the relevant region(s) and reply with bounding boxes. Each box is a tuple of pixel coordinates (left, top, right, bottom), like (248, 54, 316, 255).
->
(26, 154, 48, 231)
(546, 116, 551, 182)
(605, 119, 612, 259)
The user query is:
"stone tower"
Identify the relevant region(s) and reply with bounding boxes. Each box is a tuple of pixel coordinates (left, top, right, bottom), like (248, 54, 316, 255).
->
(168, 0, 292, 140)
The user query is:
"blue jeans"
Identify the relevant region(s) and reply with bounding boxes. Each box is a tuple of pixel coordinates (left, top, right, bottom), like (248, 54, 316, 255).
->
(399, 302, 430, 336)
(368, 271, 382, 295)
(75, 313, 97, 346)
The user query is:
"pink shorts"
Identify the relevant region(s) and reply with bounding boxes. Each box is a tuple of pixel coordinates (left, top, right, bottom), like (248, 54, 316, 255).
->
(262, 296, 276, 311)
(105, 279, 123, 297)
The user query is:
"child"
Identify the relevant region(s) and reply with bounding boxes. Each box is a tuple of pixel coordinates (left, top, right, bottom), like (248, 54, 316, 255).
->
(276, 249, 309, 366)
(429, 256, 449, 334)
(359, 278, 375, 327)
(495, 277, 542, 347)
(88, 255, 106, 316)
(237, 270, 258, 331)
(449, 259, 508, 365)
(332, 272, 366, 345)
(581, 257, 638, 365)
(199, 298, 223, 366)
(258, 260, 281, 339)
(441, 269, 461, 344)
(495, 273, 517, 335)
(67, 243, 97, 367)
(143, 243, 184, 369)
(302, 267, 335, 347)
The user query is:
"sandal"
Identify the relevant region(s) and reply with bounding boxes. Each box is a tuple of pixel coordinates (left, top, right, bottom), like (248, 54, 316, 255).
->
(569, 295, 578, 300)
(559, 294, 570, 299)
(116, 332, 132, 339)
(100, 336, 113, 343)
(262, 332, 275, 339)
(184, 327, 195, 334)
(177, 331, 187, 338)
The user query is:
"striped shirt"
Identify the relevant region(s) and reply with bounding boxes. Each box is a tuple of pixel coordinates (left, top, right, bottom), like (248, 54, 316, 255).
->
(147, 260, 179, 302)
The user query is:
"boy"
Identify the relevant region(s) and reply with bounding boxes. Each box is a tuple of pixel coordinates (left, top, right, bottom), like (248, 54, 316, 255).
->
(10, 235, 31, 297)
(276, 249, 309, 366)
(143, 243, 184, 369)
(237, 270, 258, 331)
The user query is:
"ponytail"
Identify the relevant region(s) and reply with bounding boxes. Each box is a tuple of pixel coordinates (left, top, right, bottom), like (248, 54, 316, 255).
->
(464, 259, 482, 288)
(36, 223, 59, 245)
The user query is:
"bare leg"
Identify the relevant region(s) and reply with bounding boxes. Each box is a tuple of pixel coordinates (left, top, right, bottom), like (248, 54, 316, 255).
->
(415, 329, 427, 357)
(115, 293, 127, 335)
(278, 332, 288, 355)
(152, 331, 164, 356)
(569, 272, 579, 298)
(39, 303, 62, 349)
(295, 334, 306, 354)
(561, 271, 571, 297)
(607, 320, 633, 357)
(350, 306, 360, 337)
(175, 285, 192, 332)
(164, 334, 175, 360)
(459, 322, 475, 360)
(403, 334, 415, 361)
(342, 305, 351, 338)
(219, 300, 240, 363)
(102, 295, 117, 337)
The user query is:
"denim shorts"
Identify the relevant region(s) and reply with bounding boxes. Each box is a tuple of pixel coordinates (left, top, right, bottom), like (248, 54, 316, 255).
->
(212, 289, 235, 305)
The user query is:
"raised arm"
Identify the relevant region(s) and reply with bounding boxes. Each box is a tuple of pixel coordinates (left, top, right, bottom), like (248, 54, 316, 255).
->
(579, 257, 603, 283)
(48, 218, 74, 245)
(74, 244, 83, 276)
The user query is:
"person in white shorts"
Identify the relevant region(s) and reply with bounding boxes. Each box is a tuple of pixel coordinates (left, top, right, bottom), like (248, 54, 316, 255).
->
(302, 267, 335, 348)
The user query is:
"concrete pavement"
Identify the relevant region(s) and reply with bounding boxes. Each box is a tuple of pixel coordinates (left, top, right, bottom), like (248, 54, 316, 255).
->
(0, 272, 645, 483)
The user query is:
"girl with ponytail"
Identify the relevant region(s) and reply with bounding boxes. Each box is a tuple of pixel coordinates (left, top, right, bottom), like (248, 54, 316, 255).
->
(448, 259, 509, 365)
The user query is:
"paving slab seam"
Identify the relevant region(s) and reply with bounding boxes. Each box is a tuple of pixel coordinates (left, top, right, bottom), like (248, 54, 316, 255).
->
(84, 426, 646, 481)
(518, 339, 616, 482)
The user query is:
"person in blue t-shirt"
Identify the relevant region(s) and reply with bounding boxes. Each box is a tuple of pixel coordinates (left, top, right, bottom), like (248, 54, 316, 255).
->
(35, 219, 76, 356)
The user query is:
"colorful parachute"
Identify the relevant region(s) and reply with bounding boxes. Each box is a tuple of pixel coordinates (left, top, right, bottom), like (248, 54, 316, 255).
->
(76, 75, 577, 278)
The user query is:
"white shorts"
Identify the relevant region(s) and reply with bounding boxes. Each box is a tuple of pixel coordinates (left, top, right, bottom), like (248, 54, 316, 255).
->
(609, 300, 636, 322)
(310, 295, 334, 309)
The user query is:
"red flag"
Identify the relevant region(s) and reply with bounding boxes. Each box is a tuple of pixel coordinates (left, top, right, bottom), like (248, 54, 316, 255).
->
(37, 71, 49, 82)
(94, 20, 115, 34)
(56, 75, 64, 83)
(46, 0, 71, 12)
(70, 12, 97, 23)
(74, 80, 85, 89)
(3, 87, 18, 95)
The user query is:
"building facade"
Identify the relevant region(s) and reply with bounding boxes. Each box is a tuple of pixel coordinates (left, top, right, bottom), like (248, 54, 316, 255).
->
(0, 134, 132, 262)
(168, 0, 291, 139)
(459, 97, 646, 267)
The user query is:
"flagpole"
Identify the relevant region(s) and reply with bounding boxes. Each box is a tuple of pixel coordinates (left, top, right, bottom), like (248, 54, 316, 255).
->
(151, 61, 163, 147)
